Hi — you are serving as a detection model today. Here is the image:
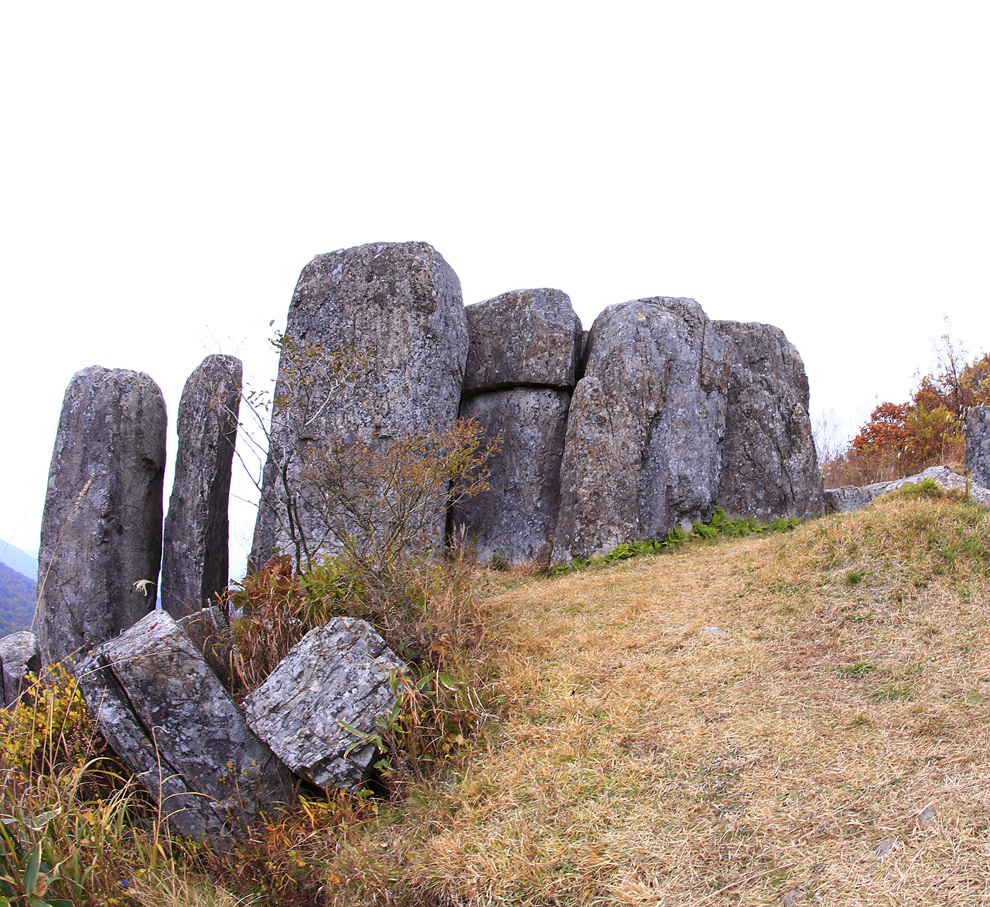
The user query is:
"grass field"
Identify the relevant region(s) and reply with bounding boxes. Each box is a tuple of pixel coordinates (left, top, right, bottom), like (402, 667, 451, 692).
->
(321, 485, 990, 906)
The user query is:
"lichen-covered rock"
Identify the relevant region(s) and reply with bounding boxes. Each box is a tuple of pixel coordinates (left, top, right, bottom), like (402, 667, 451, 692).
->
(451, 388, 571, 564)
(37, 367, 167, 666)
(244, 618, 405, 792)
(825, 465, 990, 513)
(714, 321, 824, 521)
(462, 288, 583, 393)
(252, 242, 468, 566)
(177, 605, 231, 688)
(0, 632, 39, 708)
(162, 355, 242, 617)
(966, 406, 990, 490)
(553, 298, 730, 562)
(75, 610, 294, 844)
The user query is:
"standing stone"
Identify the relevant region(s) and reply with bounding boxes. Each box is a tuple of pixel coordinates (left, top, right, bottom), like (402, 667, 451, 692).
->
(161, 355, 242, 618)
(966, 406, 990, 490)
(452, 389, 571, 564)
(461, 288, 583, 392)
(714, 321, 824, 521)
(0, 632, 40, 708)
(37, 367, 166, 666)
(452, 289, 583, 564)
(251, 242, 468, 567)
(553, 298, 731, 563)
(75, 610, 294, 844)
(244, 618, 406, 792)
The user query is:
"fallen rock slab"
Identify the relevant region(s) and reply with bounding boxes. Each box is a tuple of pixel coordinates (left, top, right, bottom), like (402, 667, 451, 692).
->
(825, 465, 990, 513)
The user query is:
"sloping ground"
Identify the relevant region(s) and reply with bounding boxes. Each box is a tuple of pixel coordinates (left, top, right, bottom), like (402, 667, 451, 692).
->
(327, 486, 990, 906)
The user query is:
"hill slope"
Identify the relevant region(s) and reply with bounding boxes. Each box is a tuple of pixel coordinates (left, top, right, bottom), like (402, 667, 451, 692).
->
(0, 561, 36, 635)
(325, 484, 990, 906)
(0, 537, 37, 581)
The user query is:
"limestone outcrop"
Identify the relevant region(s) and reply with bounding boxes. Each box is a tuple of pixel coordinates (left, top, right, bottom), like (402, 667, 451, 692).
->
(714, 321, 824, 521)
(824, 465, 990, 513)
(0, 631, 39, 708)
(451, 289, 582, 564)
(251, 241, 468, 567)
(37, 367, 167, 666)
(162, 355, 242, 618)
(966, 406, 990, 490)
(75, 610, 295, 844)
(553, 298, 731, 562)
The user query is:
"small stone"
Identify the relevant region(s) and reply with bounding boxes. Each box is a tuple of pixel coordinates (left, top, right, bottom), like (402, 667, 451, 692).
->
(782, 890, 802, 907)
(914, 803, 937, 826)
(873, 836, 897, 858)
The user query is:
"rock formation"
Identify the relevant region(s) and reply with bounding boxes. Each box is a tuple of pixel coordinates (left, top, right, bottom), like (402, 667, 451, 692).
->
(244, 617, 406, 792)
(825, 464, 990, 513)
(161, 355, 242, 618)
(75, 610, 295, 844)
(966, 406, 990, 490)
(553, 298, 731, 562)
(714, 321, 824, 521)
(451, 289, 582, 564)
(251, 241, 468, 567)
(37, 367, 167, 666)
(0, 631, 39, 708)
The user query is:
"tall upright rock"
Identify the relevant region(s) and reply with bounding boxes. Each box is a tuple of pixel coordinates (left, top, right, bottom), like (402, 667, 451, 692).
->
(161, 355, 242, 617)
(553, 298, 730, 563)
(37, 367, 167, 665)
(451, 289, 582, 564)
(966, 406, 990, 490)
(714, 321, 824, 521)
(251, 242, 468, 567)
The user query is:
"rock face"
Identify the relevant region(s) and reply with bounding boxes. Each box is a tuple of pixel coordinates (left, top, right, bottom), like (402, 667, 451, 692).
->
(553, 298, 731, 562)
(714, 321, 824, 521)
(451, 289, 582, 564)
(251, 241, 468, 567)
(161, 355, 242, 618)
(0, 632, 40, 708)
(37, 367, 167, 666)
(966, 406, 990, 490)
(244, 618, 406, 792)
(75, 610, 294, 843)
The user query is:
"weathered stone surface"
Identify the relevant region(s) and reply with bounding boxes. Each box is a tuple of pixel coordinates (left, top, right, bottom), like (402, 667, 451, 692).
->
(714, 321, 824, 521)
(966, 406, 990, 490)
(553, 298, 730, 562)
(451, 388, 570, 564)
(177, 605, 231, 688)
(37, 367, 167, 666)
(0, 632, 39, 708)
(244, 618, 405, 792)
(75, 610, 293, 843)
(252, 242, 468, 566)
(824, 465, 990, 513)
(162, 355, 242, 618)
(462, 288, 583, 393)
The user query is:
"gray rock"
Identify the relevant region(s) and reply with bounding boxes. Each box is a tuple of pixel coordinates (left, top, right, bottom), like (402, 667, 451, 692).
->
(162, 355, 242, 618)
(252, 242, 468, 567)
(462, 288, 583, 393)
(824, 465, 990, 513)
(966, 406, 990, 490)
(451, 388, 571, 565)
(176, 605, 231, 688)
(0, 632, 40, 708)
(714, 321, 824, 521)
(553, 298, 730, 562)
(75, 610, 293, 844)
(244, 617, 405, 792)
(37, 367, 167, 666)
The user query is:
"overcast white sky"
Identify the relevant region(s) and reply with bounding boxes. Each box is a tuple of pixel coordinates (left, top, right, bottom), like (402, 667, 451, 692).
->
(2, 2, 988, 574)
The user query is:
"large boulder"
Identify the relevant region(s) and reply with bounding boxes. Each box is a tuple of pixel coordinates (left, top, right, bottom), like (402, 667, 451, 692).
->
(75, 610, 294, 844)
(251, 242, 468, 567)
(161, 355, 242, 618)
(462, 288, 583, 393)
(966, 406, 990, 490)
(714, 321, 824, 521)
(244, 618, 406, 792)
(37, 367, 167, 666)
(451, 388, 571, 564)
(0, 632, 40, 708)
(553, 298, 730, 562)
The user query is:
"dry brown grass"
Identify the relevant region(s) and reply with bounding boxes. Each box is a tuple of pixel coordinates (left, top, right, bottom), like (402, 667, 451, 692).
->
(320, 487, 990, 906)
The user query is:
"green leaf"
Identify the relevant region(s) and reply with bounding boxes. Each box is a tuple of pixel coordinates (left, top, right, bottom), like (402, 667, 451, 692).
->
(23, 843, 42, 896)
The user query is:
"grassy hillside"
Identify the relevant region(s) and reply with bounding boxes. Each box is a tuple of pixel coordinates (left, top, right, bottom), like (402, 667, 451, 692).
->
(317, 483, 990, 906)
(0, 561, 36, 635)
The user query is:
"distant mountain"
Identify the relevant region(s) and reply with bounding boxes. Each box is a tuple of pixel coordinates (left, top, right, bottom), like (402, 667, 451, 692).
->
(0, 538, 38, 582)
(0, 562, 36, 635)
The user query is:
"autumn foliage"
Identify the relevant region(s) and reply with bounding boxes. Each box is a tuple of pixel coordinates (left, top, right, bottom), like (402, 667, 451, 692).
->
(823, 334, 990, 486)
